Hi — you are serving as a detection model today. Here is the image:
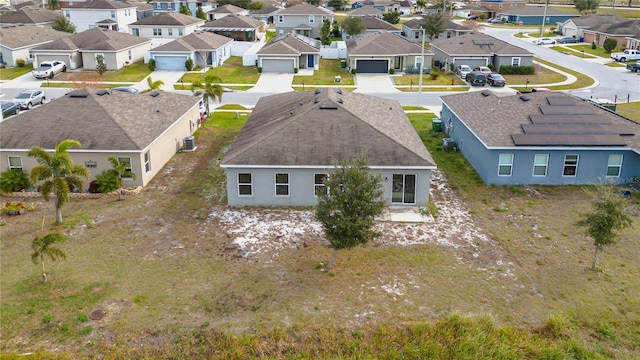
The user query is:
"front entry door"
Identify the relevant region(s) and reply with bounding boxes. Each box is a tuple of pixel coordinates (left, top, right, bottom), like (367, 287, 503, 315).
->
(392, 174, 416, 204)
(307, 55, 314, 68)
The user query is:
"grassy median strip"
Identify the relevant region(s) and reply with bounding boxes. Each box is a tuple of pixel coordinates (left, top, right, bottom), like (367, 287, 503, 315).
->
(532, 57, 595, 90)
(179, 57, 260, 84)
(292, 59, 354, 86)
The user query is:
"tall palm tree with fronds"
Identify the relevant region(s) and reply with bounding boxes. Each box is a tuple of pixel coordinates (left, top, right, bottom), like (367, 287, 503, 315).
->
(147, 76, 164, 91)
(28, 140, 90, 224)
(32, 232, 67, 283)
(191, 74, 223, 115)
(106, 156, 136, 201)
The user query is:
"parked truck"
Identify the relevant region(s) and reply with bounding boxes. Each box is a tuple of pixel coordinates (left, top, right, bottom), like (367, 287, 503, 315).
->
(626, 60, 640, 72)
(32, 60, 67, 79)
(610, 49, 640, 62)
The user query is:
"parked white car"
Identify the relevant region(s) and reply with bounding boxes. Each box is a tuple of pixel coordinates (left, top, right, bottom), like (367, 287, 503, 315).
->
(455, 64, 472, 79)
(11, 89, 46, 110)
(536, 38, 556, 45)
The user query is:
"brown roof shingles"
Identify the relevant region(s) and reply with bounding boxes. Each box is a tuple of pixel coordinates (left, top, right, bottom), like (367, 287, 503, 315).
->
(346, 31, 427, 55)
(222, 89, 435, 167)
(0, 25, 71, 49)
(0, 8, 59, 25)
(430, 32, 531, 56)
(258, 33, 320, 55)
(32, 27, 149, 51)
(201, 14, 264, 29)
(152, 31, 232, 52)
(276, 3, 331, 15)
(129, 12, 205, 26)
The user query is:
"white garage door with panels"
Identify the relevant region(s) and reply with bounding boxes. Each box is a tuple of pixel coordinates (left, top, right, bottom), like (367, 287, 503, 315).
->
(154, 55, 188, 70)
(261, 58, 295, 73)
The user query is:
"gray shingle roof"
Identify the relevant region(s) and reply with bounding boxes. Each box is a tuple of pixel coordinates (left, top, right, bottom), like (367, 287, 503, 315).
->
(63, 0, 135, 9)
(32, 27, 150, 51)
(430, 32, 531, 56)
(403, 18, 470, 31)
(0, 8, 59, 25)
(222, 88, 435, 167)
(440, 91, 640, 150)
(258, 33, 320, 55)
(570, 13, 625, 27)
(346, 31, 427, 56)
(201, 14, 263, 29)
(360, 16, 397, 31)
(498, 6, 577, 16)
(251, 4, 282, 15)
(276, 3, 332, 15)
(129, 12, 205, 26)
(586, 18, 640, 38)
(209, 4, 245, 13)
(0, 88, 200, 151)
(347, 5, 383, 17)
(151, 31, 232, 52)
(0, 25, 71, 49)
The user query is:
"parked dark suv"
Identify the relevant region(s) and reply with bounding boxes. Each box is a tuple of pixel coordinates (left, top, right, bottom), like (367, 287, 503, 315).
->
(465, 71, 486, 86)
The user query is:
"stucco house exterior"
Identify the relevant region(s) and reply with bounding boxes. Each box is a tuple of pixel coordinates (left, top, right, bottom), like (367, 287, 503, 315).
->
(0, 88, 203, 188)
(477, 0, 525, 19)
(0, 7, 59, 28)
(362, 0, 398, 13)
(346, 31, 432, 73)
(0, 26, 71, 66)
(440, 91, 640, 185)
(274, 3, 333, 38)
(128, 12, 204, 39)
(257, 33, 320, 73)
(402, 18, 472, 43)
(581, 18, 640, 49)
(62, 0, 137, 33)
(496, 6, 578, 26)
(148, 31, 232, 70)
(30, 27, 150, 70)
(200, 15, 266, 42)
(206, 4, 248, 21)
(221, 88, 436, 206)
(558, 14, 625, 39)
(430, 32, 533, 72)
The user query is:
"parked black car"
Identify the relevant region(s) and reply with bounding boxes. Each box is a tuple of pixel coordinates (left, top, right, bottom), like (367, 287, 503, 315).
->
(465, 71, 486, 86)
(486, 73, 506, 87)
(1, 101, 20, 118)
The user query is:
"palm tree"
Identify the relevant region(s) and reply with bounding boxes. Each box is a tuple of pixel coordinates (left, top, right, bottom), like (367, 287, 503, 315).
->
(147, 76, 165, 91)
(191, 74, 223, 115)
(32, 232, 67, 283)
(28, 140, 90, 224)
(106, 156, 136, 201)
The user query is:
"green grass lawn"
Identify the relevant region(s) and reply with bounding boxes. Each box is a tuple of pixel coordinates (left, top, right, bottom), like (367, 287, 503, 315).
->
(500, 63, 567, 86)
(394, 72, 466, 87)
(509, 57, 594, 91)
(605, 62, 628, 67)
(551, 5, 640, 18)
(292, 59, 355, 86)
(52, 61, 151, 83)
(179, 57, 260, 84)
(521, 32, 556, 39)
(0, 64, 33, 80)
(550, 46, 596, 58)
(615, 101, 640, 123)
(565, 44, 611, 58)
(41, 82, 134, 89)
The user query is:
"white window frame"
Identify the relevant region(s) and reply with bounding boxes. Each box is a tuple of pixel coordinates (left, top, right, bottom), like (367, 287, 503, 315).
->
(309, 15, 314, 23)
(606, 154, 623, 177)
(238, 173, 253, 196)
(533, 154, 548, 177)
(498, 154, 513, 176)
(168, 28, 173, 36)
(132, 28, 140, 36)
(275, 173, 289, 197)
(94, 53, 104, 65)
(498, 4, 503, 9)
(111, 10, 116, 19)
(314, 173, 328, 197)
(278, 15, 284, 23)
(118, 157, 133, 178)
(64, 10, 70, 17)
(144, 151, 151, 173)
(7, 156, 23, 171)
(178, 28, 183, 36)
(127, 50, 132, 60)
(153, 28, 162, 36)
(563, 154, 578, 177)
(511, 57, 521, 66)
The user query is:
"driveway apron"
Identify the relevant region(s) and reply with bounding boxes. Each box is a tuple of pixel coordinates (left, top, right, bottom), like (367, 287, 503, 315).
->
(354, 74, 401, 94)
(247, 73, 294, 93)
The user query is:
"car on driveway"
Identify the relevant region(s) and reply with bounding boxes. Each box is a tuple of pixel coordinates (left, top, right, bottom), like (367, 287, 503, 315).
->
(456, 64, 472, 79)
(1, 101, 20, 118)
(473, 66, 492, 75)
(11, 89, 46, 110)
(486, 73, 506, 87)
(557, 36, 579, 44)
(487, 18, 502, 23)
(465, 71, 486, 86)
(536, 38, 556, 45)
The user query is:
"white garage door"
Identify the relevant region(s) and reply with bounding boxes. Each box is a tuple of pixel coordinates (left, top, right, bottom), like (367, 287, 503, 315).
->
(261, 59, 294, 73)
(154, 55, 188, 70)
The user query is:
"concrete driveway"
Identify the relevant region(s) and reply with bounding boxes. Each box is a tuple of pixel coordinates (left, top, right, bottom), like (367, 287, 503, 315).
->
(247, 73, 294, 93)
(354, 74, 401, 94)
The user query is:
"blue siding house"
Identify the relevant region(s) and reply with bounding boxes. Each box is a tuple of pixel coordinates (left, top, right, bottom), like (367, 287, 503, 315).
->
(152, 0, 198, 17)
(440, 91, 640, 185)
(497, 6, 578, 26)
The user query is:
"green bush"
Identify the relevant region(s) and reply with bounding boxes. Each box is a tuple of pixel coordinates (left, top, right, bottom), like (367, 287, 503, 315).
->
(0, 169, 31, 193)
(148, 59, 156, 71)
(185, 58, 194, 71)
(16, 59, 26, 67)
(94, 170, 119, 194)
(603, 38, 618, 53)
(591, 42, 597, 50)
(351, 68, 357, 74)
(429, 69, 440, 80)
(389, 68, 395, 74)
(257, 67, 262, 73)
(499, 65, 535, 75)
(294, 67, 298, 73)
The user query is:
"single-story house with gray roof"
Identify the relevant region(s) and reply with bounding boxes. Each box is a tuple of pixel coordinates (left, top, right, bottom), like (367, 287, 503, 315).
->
(0, 88, 203, 188)
(0, 25, 71, 66)
(257, 33, 320, 72)
(128, 12, 205, 39)
(346, 5, 383, 18)
(0, 7, 59, 27)
(496, 6, 578, 26)
(221, 88, 436, 206)
(581, 18, 640, 49)
(200, 15, 266, 42)
(440, 91, 640, 185)
(346, 31, 432, 73)
(148, 31, 232, 70)
(342, 16, 400, 40)
(402, 18, 472, 43)
(558, 14, 625, 39)
(29, 27, 150, 70)
(430, 32, 532, 72)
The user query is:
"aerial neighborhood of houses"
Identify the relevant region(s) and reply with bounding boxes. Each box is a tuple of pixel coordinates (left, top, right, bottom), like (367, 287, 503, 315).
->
(0, 0, 639, 208)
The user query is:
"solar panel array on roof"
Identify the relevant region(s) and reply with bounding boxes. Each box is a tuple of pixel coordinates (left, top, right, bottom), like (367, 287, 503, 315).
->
(512, 134, 628, 146)
(539, 105, 594, 115)
(546, 96, 576, 106)
(521, 124, 627, 135)
(529, 114, 607, 124)
(473, 39, 494, 45)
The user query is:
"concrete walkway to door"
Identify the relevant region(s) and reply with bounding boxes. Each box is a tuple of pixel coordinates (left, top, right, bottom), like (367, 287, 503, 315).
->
(354, 74, 401, 94)
(247, 73, 294, 93)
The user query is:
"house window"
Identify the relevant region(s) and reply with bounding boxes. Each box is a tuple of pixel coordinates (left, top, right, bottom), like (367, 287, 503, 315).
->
(153, 28, 162, 36)
(309, 15, 314, 23)
(533, 154, 548, 176)
(314, 173, 328, 197)
(278, 15, 283, 23)
(88, 24, 96, 29)
(132, 28, 140, 36)
(178, 28, 183, 36)
(144, 151, 151, 173)
(275, 173, 289, 196)
(563, 154, 578, 176)
(168, 28, 173, 36)
(238, 173, 252, 196)
(64, 10, 70, 18)
(7, 156, 22, 171)
(128, 50, 132, 60)
(278, 29, 284, 35)
(111, 10, 116, 19)
(606, 154, 623, 177)
(498, 154, 513, 176)
(161, 3, 167, 9)
(118, 157, 133, 178)
(415, 32, 419, 39)
(94, 53, 104, 64)
(511, 57, 521, 66)
(498, 4, 502, 8)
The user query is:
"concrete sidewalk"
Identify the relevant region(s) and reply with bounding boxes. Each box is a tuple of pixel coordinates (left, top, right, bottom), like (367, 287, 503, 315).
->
(136, 70, 186, 91)
(247, 73, 294, 93)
